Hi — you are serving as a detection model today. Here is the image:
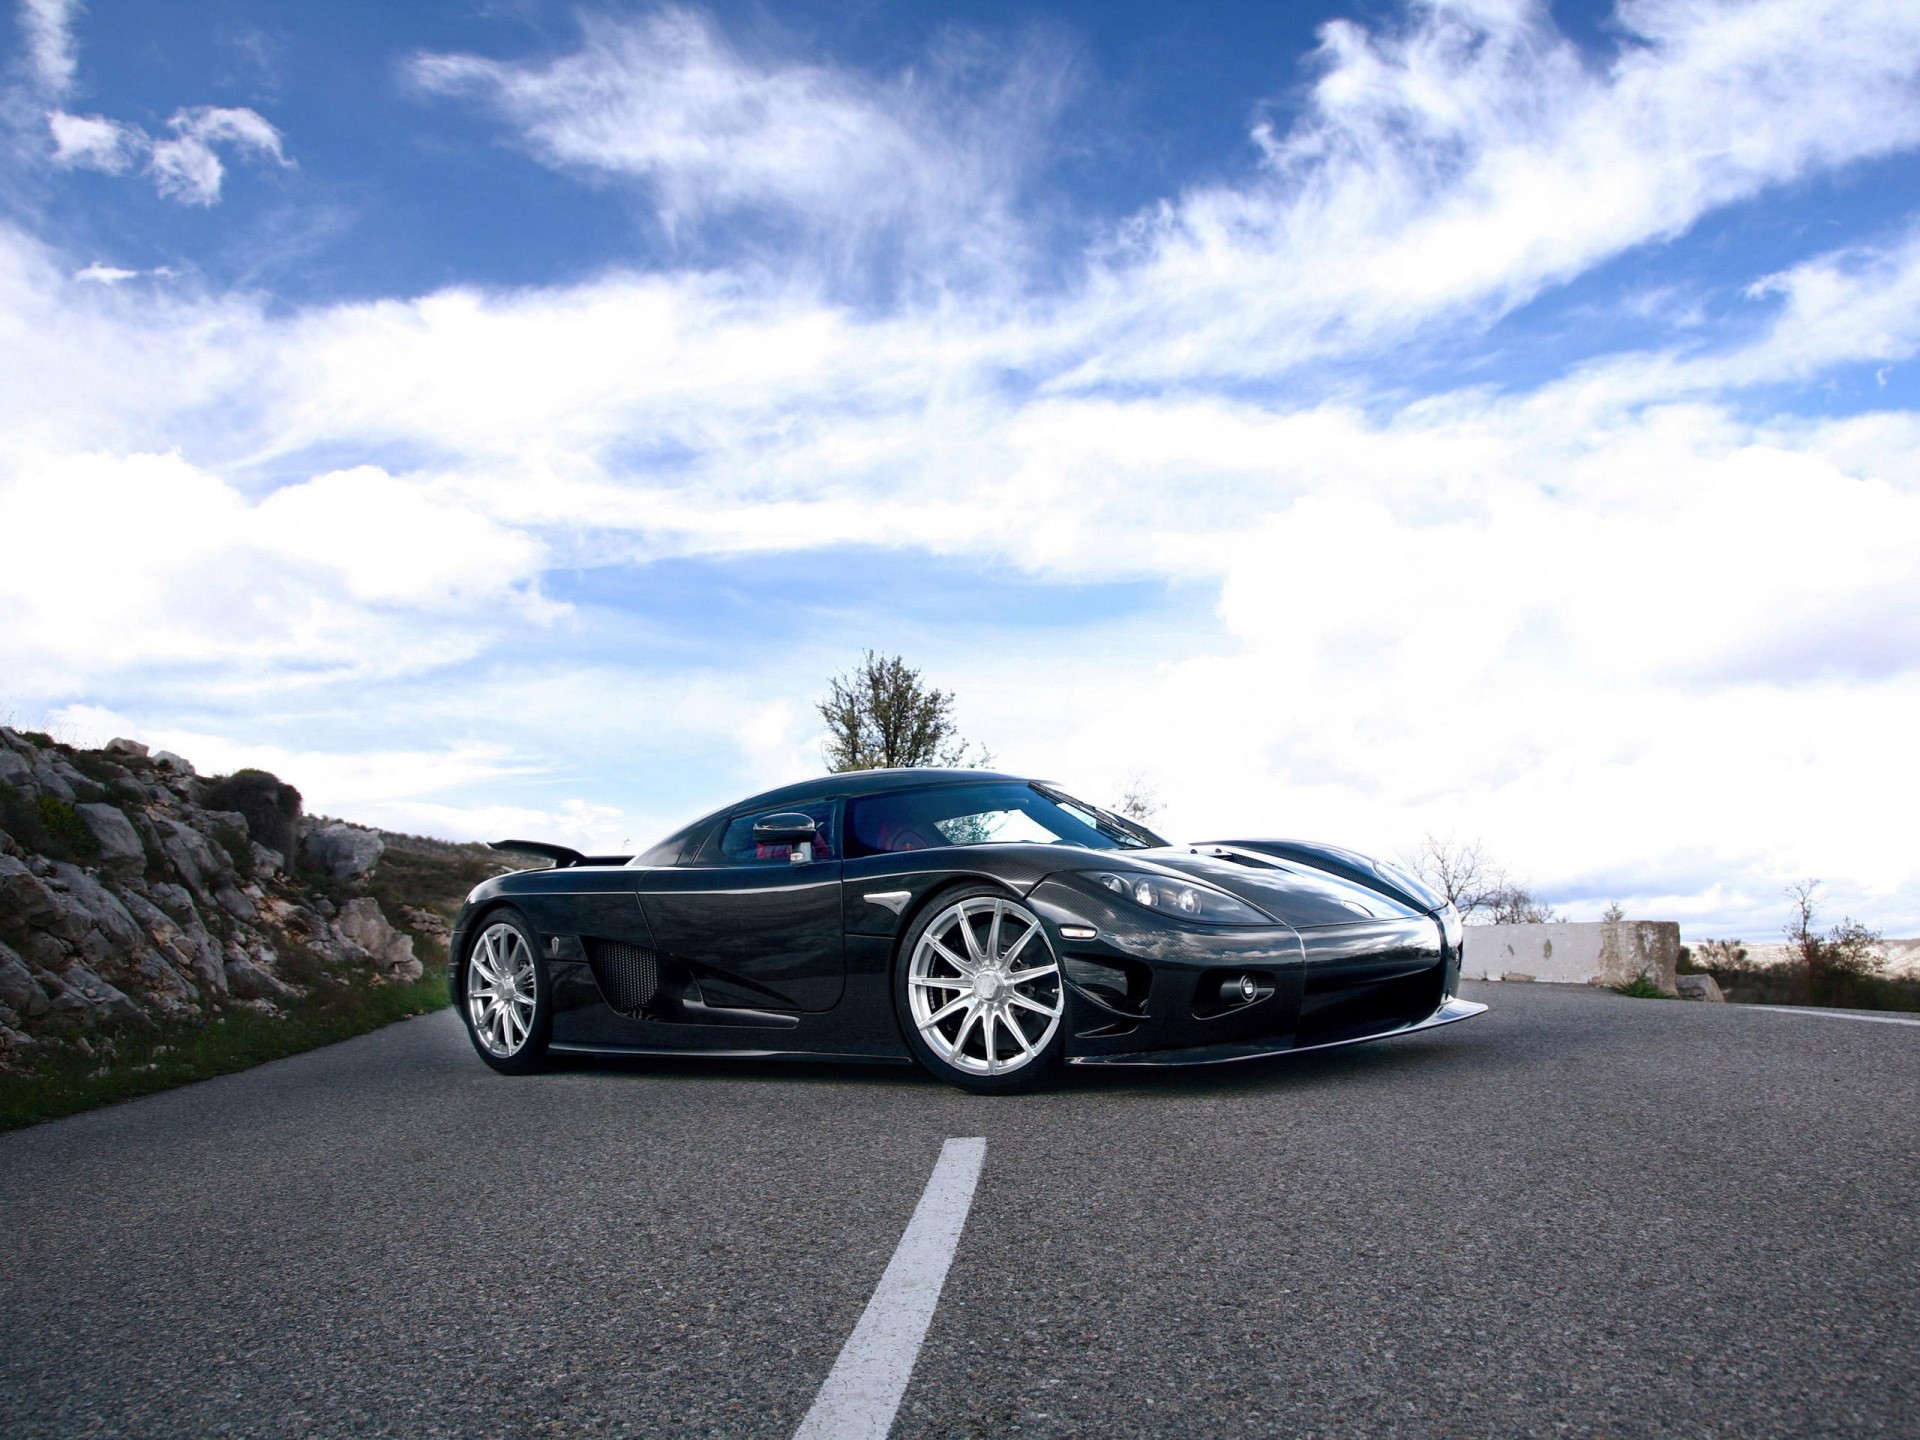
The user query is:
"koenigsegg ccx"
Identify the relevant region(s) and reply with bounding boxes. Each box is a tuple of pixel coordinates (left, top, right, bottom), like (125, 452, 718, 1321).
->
(450, 769, 1485, 1092)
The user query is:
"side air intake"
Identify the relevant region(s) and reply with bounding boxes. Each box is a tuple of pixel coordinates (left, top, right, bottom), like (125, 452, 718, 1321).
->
(582, 938, 660, 1017)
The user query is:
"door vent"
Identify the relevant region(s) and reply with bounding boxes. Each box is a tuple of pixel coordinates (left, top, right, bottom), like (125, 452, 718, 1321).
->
(582, 938, 659, 1017)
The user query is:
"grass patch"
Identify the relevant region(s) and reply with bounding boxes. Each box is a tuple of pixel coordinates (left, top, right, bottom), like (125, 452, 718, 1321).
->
(1612, 969, 1668, 999)
(0, 965, 451, 1133)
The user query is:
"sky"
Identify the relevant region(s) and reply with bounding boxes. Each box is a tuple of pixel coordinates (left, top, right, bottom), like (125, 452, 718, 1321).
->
(2, 0, 1919, 942)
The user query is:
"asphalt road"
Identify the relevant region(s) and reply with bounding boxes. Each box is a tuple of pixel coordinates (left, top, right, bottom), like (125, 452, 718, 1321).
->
(2, 982, 1916, 1439)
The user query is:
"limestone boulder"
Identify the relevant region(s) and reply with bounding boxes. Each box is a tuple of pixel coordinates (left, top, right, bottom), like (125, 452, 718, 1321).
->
(43, 962, 150, 1029)
(0, 940, 51, 1019)
(1676, 973, 1727, 1002)
(224, 946, 298, 1003)
(301, 822, 384, 880)
(0, 750, 32, 790)
(50, 864, 147, 954)
(0, 854, 67, 932)
(336, 897, 422, 981)
(76, 803, 145, 869)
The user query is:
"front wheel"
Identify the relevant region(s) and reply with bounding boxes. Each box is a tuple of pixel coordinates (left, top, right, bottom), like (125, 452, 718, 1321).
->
(896, 888, 1065, 1094)
(461, 910, 551, 1074)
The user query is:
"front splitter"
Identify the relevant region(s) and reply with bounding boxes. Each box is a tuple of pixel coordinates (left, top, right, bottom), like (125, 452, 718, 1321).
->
(1066, 995, 1489, 1068)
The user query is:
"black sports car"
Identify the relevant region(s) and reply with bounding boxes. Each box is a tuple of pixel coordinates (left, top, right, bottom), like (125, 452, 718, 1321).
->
(450, 769, 1484, 1092)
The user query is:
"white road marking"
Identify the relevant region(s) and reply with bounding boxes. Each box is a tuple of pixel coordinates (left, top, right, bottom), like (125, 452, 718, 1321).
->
(792, 1137, 986, 1440)
(1756, 1006, 1920, 1028)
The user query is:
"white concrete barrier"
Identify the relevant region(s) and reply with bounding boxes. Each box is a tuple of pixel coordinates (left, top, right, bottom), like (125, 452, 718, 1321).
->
(1461, 920, 1680, 995)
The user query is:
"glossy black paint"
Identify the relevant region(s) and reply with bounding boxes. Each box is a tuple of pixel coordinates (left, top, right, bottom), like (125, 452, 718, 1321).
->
(448, 768, 1480, 1071)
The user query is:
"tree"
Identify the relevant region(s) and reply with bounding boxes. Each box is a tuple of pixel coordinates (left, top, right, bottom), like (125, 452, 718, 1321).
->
(1482, 883, 1561, 925)
(1113, 775, 1163, 823)
(817, 651, 989, 773)
(1403, 833, 1559, 923)
(1601, 900, 1627, 922)
(1784, 880, 1883, 982)
(1403, 833, 1502, 917)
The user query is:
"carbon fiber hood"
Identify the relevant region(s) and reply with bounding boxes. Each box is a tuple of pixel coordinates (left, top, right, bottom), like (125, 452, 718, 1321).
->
(1122, 846, 1432, 929)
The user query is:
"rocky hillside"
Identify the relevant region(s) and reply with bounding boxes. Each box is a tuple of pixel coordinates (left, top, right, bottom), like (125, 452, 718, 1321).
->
(0, 728, 511, 1068)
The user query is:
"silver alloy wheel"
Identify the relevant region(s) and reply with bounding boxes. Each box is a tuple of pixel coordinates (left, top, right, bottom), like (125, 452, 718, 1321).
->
(908, 896, 1063, 1077)
(467, 921, 537, 1058)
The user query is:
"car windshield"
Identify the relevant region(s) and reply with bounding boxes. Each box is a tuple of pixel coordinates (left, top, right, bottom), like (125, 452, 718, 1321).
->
(846, 781, 1165, 856)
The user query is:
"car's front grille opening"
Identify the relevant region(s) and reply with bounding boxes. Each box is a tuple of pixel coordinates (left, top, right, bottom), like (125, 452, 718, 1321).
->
(582, 937, 659, 1017)
(1063, 955, 1149, 1013)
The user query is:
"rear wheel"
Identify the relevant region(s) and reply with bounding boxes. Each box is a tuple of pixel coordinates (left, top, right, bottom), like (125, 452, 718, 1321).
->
(461, 910, 551, 1074)
(896, 888, 1064, 1094)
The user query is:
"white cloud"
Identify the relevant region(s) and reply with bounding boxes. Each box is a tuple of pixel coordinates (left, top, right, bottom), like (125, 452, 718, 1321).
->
(0, 447, 560, 695)
(1057, 0, 1920, 382)
(148, 105, 289, 205)
(409, 7, 1073, 283)
(43, 101, 288, 206)
(71, 260, 135, 283)
(18, 0, 78, 97)
(46, 108, 140, 171)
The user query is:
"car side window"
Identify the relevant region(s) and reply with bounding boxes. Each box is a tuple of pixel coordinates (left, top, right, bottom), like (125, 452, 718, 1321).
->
(719, 802, 836, 865)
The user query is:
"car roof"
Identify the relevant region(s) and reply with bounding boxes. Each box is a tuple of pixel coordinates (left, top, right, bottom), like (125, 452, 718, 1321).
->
(729, 768, 1025, 813)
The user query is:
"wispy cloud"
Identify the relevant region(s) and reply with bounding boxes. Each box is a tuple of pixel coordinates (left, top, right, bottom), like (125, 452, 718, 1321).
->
(1059, 0, 1920, 382)
(18, 0, 78, 98)
(47, 103, 289, 204)
(409, 7, 1077, 289)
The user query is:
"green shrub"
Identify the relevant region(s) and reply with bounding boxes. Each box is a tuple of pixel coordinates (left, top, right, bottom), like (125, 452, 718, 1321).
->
(211, 821, 254, 878)
(0, 784, 103, 863)
(200, 769, 302, 860)
(37, 795, 100, 862)
(1613, 970, 1667, 999)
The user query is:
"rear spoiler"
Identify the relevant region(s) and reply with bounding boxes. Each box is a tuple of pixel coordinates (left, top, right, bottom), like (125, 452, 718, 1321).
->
(490, 840, 633, 869)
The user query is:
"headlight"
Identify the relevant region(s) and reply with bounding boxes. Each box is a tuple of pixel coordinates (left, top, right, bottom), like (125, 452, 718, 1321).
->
(1093, 872, 1272, 925)
(1440, 903, 1464, 951)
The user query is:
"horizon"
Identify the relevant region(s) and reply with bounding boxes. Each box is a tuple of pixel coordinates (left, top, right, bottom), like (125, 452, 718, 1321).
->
(4, 0, 1919, 942)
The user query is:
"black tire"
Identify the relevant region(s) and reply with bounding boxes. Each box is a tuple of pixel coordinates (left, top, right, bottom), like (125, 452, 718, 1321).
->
(894, 884, 1065, 1095)
(458, 908, 552, 1074)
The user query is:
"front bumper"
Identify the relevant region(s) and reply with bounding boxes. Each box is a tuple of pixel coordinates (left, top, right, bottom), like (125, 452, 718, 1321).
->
(1067, 995, 1488, 1067)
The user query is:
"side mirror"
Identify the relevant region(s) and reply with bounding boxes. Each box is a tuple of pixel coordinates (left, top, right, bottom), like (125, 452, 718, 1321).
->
(752, 813, 818, 846)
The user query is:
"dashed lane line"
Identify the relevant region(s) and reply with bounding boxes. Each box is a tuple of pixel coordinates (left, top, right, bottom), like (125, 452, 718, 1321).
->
(792, 1137, 986, 1440)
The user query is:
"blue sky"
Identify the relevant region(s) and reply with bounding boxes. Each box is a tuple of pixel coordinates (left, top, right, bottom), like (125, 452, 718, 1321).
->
(4, 0, 1920, 941)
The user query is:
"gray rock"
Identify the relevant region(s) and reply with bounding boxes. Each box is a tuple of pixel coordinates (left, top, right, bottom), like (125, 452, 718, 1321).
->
(50, 759, 92, 792)
(0, 854, 65, 930)
(77, 803, 145, 868)
(30, 760, 74, 801)
(149, 882, 199, 925)
(51, 864, 147, 952)
(214, 881, 258, 922)
(152, 815, 225, 901)
(0, 939, 52, 1018)
(151, 750, 194, 775)
(250, 843, 284, 875)
(1676, 973, 1727, 1002)
(20, 932, 70, 971)
(301, 822, 384, 880)
(105, 738, 150, 758)
(116, 889, 220, 991)
(117, 944, 202, 1019)
(0, 750, 32, 790)
(44, 962, 151, 1028)
(337, 897, 423, 980)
